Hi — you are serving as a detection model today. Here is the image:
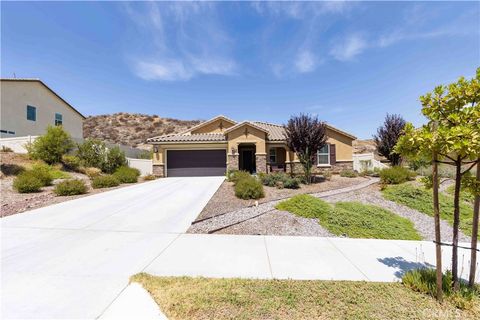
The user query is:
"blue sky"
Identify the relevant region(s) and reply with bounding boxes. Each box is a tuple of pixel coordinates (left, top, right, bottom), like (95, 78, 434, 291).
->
(2, 1, 479, 139)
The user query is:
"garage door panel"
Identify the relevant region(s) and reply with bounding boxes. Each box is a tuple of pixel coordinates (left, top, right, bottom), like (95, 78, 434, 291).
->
(167, 150, 226, 177)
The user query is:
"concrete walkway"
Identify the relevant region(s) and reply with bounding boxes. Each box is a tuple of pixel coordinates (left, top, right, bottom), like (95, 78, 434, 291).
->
(2, 176, 478, 319)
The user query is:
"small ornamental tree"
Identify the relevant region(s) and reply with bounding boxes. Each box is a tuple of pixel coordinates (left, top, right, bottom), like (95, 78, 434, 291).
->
(373, 114, 406, 166)
(395, 68, 480, 293)
(27, 125, 74, 164)
(284, 114, 327, 184)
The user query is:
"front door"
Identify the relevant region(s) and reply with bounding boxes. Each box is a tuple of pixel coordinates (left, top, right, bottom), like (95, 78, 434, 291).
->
(241, 150, 256, 173)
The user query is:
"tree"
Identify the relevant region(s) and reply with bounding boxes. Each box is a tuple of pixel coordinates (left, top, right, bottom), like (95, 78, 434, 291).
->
(395, 68, 480, 292)
(284, 114, 327, 184)
(373, 114, 406, 166)
(27, 125, 74, 164)
(76, 139, 126, 173)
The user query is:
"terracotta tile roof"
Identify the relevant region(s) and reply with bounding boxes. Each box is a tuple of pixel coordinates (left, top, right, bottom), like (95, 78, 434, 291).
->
(252, 121, 286, 141)
(147, 133, 226, 143)
(148, 116, 356, 143)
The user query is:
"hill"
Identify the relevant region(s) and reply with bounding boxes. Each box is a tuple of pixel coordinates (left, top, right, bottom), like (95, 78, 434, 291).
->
(83, 113, 201, 147)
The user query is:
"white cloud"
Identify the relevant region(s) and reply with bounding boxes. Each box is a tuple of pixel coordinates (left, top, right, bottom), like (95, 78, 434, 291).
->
(330, 34, 367, 61)
(124, 2, 236, 81)
(295, 50, 317, 73)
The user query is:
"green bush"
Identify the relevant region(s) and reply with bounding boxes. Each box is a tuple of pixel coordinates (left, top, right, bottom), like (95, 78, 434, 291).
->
(402, 268, 479, 310)
(27, 126, 74, 164)
(61, 155, 81, 171)
(234, 176, 265, 200)
(339, 169, 358, 178)
(103, 146, 127, 174)
(91, 175, 120, 189)
(143, 174, 156, 181)
(76, 139, 126, 173)
(28, 164, 54, 186)
(85, 167, 102, 179)
(380, 166, 416, 184)
(54, 179, 87, 196)
(276, 195, 421, 240)
(284, 177, 300, 189)
(113, 166, 140, 183)
(227, 170, 251, 185)
(13, 173, 43, 193)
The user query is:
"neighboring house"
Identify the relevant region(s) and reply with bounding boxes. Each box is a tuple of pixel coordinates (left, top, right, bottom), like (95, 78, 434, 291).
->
(147, 115, 356, 177)
(0, 78, 85, 139)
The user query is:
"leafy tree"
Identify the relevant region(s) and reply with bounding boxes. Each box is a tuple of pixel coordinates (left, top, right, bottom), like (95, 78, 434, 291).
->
(373, 114, 406, 166)
(395, 68, 480, 293)
(284, 114, 327, 184)
(27, 126, 74, 164)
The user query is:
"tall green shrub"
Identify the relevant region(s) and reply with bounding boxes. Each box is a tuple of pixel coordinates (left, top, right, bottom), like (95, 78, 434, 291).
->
(76, 139, 126, 173)
(27, 126, 74, 164)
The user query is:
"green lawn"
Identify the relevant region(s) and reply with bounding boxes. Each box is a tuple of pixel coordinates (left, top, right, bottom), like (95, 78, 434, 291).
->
(131, 274, 480, 320)
(382, 183, 476, 237)
(276, 194, 421, 240)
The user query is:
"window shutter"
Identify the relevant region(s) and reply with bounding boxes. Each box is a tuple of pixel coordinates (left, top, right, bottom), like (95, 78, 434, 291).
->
(329, 144, 336, 165)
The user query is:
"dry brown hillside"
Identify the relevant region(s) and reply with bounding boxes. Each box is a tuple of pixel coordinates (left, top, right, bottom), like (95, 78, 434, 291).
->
(83, 113, 201, 147)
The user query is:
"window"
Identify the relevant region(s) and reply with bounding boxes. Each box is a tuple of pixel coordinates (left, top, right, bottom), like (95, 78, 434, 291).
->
(317, 144, 330, 166)
(55, 113, 63, 126)
(269, 148, 277, 163)
(27, 105, 36, 121)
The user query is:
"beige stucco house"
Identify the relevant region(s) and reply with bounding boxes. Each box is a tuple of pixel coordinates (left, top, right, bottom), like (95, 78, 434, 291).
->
(0, 79, 85, 139)
(148, 115, 356, 177)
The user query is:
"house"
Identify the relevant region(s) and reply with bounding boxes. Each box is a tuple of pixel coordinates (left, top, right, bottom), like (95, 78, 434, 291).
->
(147, 115, 356, 177)
(0, 79, 85, 139)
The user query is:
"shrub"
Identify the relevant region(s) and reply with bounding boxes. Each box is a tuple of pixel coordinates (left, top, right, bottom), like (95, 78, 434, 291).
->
(28, 164, 54, 186)
(143, 174, 156, 181)
(54, 179, 88, 196)
(284, 177, 300, 189)
(234, 176, 265, 199)
(113, 166, 140, 183)
(276, 194, 332, 219)
(402, 268, 479, 310)
(103, 146, 127, 174)
(260, 172, 288, 187)
(27, 126, 74, 164)
(76, 140, 127, 174)
(379, 166, 416, 185)
(227, 170, 251, 184)
(339, 169, 358, 178)
(85, 167, 102, 179)
(61, 155, 81, 171)
(322, 171, 332, 181)
(1, 146, 13, 152)
(13, 173, 43, 193)
(91, 175, 120, 189)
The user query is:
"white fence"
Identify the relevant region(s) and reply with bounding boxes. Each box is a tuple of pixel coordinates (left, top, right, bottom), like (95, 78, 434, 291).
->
(0, 136, 37, 153)
(353, 153, 389, 172)
(0, 135, 146, 159)
(127, 158, 153, 176)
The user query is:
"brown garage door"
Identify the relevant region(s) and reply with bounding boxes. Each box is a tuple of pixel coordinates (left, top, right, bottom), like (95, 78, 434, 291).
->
(166, 150, 226, 177)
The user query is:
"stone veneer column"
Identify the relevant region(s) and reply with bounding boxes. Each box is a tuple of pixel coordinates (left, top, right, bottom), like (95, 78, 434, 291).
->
(152, 164, 165, 177)
(255, 154, 267, 173)
(227, 154, 239, 172)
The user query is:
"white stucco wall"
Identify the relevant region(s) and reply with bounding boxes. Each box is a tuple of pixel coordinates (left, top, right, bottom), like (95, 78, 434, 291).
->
(0, 80, 84, 139)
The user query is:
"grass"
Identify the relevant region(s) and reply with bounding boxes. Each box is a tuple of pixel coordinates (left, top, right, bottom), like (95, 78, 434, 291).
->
(382, 183, 476, 237)
(276, 194, 421, 240)
(445, 184, 475, 204)
(131, 274, 480, 320)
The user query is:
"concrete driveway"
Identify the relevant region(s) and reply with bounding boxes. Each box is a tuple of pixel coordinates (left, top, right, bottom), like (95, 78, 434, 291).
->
(1, 177, 224, 319)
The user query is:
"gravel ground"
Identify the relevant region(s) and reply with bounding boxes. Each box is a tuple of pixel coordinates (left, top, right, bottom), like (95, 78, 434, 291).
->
(215, 209, 334, 237)
(196, 175, 369, 220)
(188, 178, 377, 235)
(322, 184, 470, 242)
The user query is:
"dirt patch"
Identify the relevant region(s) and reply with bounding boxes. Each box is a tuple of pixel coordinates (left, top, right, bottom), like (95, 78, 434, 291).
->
(196, 175, 368, 221)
